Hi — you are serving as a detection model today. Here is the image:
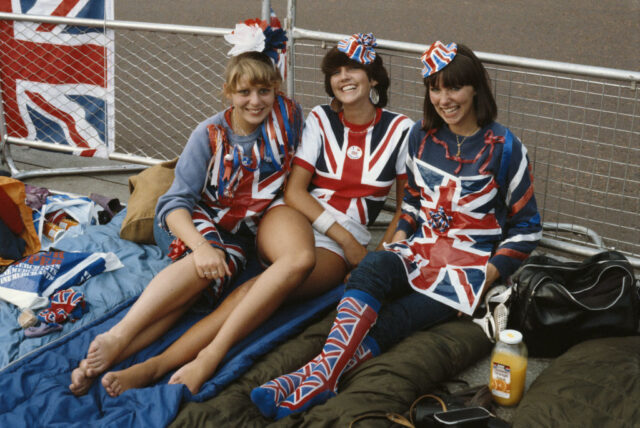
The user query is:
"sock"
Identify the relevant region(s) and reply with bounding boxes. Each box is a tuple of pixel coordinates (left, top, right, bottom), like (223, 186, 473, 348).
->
(274, 290, 380, 419)
(251, 335, 380, 419)
(251, 355, 323, 419)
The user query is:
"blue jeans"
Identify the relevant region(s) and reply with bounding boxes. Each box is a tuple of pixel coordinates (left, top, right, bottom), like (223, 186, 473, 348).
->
(346, 251, 456, 352)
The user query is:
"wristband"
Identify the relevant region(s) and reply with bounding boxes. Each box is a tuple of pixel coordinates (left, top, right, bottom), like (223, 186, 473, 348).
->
(312, 210, 336, 235)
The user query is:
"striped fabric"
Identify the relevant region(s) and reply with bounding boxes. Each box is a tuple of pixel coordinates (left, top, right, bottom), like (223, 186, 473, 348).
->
(390, 122, 542, 315)
(337, 33, 377, 64)
(420, 40, 457, 77)
(294, 105, 412, 227)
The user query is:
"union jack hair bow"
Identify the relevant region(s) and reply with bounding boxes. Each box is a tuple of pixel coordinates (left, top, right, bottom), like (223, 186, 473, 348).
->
(224, 17, 287, 64)
(420, 41, 457, 77)
(337, 33, 377, 65)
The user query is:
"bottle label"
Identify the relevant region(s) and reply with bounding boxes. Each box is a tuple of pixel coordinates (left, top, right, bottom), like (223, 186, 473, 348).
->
(491, 362, 511, 398)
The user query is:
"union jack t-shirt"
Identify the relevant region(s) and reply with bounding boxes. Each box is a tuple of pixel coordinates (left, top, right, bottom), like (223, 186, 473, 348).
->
(294, 105, 413, 228)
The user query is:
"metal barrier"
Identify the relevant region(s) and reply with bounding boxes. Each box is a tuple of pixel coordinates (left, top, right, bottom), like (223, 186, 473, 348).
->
(1, 5, 639, 266)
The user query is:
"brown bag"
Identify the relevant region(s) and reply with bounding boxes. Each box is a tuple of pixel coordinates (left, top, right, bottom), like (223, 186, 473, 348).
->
(119, 158, 178, 244)
(0, 177, 40, 265)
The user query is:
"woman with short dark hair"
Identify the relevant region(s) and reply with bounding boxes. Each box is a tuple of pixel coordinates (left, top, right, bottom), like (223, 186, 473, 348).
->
(252, 41, 542, 420)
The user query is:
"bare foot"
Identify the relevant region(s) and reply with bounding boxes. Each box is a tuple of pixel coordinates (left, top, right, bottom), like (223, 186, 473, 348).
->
(102, 360, 159, 397)
(85, 331, 127, 377)
(168, 357, 216, 395)
(69, 359, 96, 396)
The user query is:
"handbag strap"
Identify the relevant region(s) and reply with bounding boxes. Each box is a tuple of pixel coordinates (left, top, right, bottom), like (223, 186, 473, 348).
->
(348, 393, 447, 428)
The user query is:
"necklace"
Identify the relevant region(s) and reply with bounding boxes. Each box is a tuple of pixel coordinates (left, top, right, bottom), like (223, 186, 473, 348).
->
(454, 127, 480, 157)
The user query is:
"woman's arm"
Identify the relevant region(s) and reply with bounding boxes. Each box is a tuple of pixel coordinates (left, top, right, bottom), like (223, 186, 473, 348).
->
(166, 208, 230, 279)
(375, 177, 407, 249)
(284, 165, 367, 268)
(489, 137, 542, 281)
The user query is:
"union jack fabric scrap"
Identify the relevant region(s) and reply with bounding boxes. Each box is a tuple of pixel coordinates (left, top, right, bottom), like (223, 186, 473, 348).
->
(0, 0, 114, 157)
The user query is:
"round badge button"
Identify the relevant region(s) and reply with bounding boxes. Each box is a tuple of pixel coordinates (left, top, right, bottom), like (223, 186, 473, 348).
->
(347, 146, 363, 160)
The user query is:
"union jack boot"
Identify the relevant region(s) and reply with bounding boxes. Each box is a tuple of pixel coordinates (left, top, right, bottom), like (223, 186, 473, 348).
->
(273, 290, 380, 419)
(251, 335, 380, 418)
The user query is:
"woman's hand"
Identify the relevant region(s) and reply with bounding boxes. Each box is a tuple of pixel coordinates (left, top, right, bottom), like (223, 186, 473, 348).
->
(340, 235, 368, 269)
(193, 244, 231, 280)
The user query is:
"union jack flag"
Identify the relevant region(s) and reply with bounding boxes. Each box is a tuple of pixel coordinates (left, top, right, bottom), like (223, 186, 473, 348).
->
(0, 0, 114, 157)
(387, 160, 503, 315)
(37, 287, 86, 324)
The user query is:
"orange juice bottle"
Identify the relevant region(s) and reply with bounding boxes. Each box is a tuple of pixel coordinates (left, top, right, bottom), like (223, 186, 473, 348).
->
(489, 329, 528, 406)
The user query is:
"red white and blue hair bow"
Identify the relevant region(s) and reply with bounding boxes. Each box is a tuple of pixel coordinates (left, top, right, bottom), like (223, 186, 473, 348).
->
(420, 41, 457, 77)
(224, 17, 287, 64)
(337, 33, 377, 65)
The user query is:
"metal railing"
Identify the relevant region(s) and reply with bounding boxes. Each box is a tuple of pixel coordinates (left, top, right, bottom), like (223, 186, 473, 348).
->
(1, 3, 638, 266)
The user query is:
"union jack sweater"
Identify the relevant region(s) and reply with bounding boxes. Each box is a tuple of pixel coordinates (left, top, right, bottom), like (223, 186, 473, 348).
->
(156, 95, 303, 238)
(395, 121, 542, 283)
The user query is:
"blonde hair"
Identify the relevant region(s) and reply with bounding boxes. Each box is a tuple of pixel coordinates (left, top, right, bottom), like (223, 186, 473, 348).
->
(224, 51, 281, 95)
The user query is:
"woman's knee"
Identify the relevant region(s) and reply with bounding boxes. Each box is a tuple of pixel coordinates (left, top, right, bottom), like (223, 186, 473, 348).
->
(287, 246, 316, 277)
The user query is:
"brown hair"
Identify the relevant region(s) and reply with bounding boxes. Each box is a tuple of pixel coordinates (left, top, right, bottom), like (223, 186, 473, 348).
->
(224, 51, 281, 95)
(421, 43, 497, 131)
(320, 47, 390, 108)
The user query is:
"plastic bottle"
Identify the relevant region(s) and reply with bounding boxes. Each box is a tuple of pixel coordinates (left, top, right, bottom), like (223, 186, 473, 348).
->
(489, 329, 528, 406)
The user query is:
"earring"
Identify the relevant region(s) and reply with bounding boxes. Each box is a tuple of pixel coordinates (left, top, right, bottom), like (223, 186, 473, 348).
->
(369, 87, 380, 105)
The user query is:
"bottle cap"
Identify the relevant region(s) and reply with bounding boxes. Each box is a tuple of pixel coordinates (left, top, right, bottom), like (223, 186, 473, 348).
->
(499, 329, 523, 344)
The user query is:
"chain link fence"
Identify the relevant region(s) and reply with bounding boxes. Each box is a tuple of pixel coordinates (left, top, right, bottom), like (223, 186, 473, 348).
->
(1, 12, 639, 263)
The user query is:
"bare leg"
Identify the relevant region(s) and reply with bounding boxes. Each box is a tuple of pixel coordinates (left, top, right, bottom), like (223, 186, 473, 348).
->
(81, 253, 210, 378)
(168, 206, 316, 394)
(100, 279, 254, 396)
(288, 248, 348, 300)
(70, 299, 196, 395)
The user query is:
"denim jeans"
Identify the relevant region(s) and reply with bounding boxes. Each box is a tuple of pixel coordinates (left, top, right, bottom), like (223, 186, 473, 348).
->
(346, 251, 456, 352)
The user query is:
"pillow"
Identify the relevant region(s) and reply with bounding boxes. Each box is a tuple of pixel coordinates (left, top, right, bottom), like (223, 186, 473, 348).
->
(119, 158, 178, 244)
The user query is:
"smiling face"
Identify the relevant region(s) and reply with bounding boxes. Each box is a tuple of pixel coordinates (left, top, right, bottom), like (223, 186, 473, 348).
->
(428, 80, 478, 134)
(225, 77, 276, 135)
(329, 66, 376, 108)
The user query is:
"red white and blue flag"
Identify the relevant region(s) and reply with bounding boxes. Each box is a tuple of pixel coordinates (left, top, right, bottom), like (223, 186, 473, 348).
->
(0, 0, 114, 157)
(387, 161, 503, 315)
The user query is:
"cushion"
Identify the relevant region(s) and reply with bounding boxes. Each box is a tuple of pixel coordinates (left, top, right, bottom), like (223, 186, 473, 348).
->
(512, 336, 640, 428)
(119, 158, 177, 244)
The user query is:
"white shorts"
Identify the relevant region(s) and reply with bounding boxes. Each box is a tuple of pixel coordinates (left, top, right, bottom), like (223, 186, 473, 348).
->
(269, 197, 371, 262)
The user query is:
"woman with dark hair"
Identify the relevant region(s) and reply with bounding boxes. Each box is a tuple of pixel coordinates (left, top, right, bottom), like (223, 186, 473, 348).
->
(251, 41, 541, 420)
(280, 33, 413, 289)
(70, 31, 412, 398)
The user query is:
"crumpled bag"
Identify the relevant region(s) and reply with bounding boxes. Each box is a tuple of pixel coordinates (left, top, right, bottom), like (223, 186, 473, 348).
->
(0, 177, 40, 265)
(0, 250, 123, 310)
(33, 194, 101, 249)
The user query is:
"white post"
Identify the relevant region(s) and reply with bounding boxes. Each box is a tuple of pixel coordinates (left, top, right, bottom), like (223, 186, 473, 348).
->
(285, 0, 296, 98)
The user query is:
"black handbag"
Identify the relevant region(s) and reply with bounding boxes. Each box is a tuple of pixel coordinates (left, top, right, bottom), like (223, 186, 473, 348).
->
(507, 251, 639, 357)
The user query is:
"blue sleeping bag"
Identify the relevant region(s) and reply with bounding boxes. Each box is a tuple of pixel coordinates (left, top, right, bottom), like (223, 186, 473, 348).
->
(0, 210, 342, 427)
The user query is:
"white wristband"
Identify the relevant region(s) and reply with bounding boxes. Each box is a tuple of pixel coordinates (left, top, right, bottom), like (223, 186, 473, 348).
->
(312, 210, 336, 235)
